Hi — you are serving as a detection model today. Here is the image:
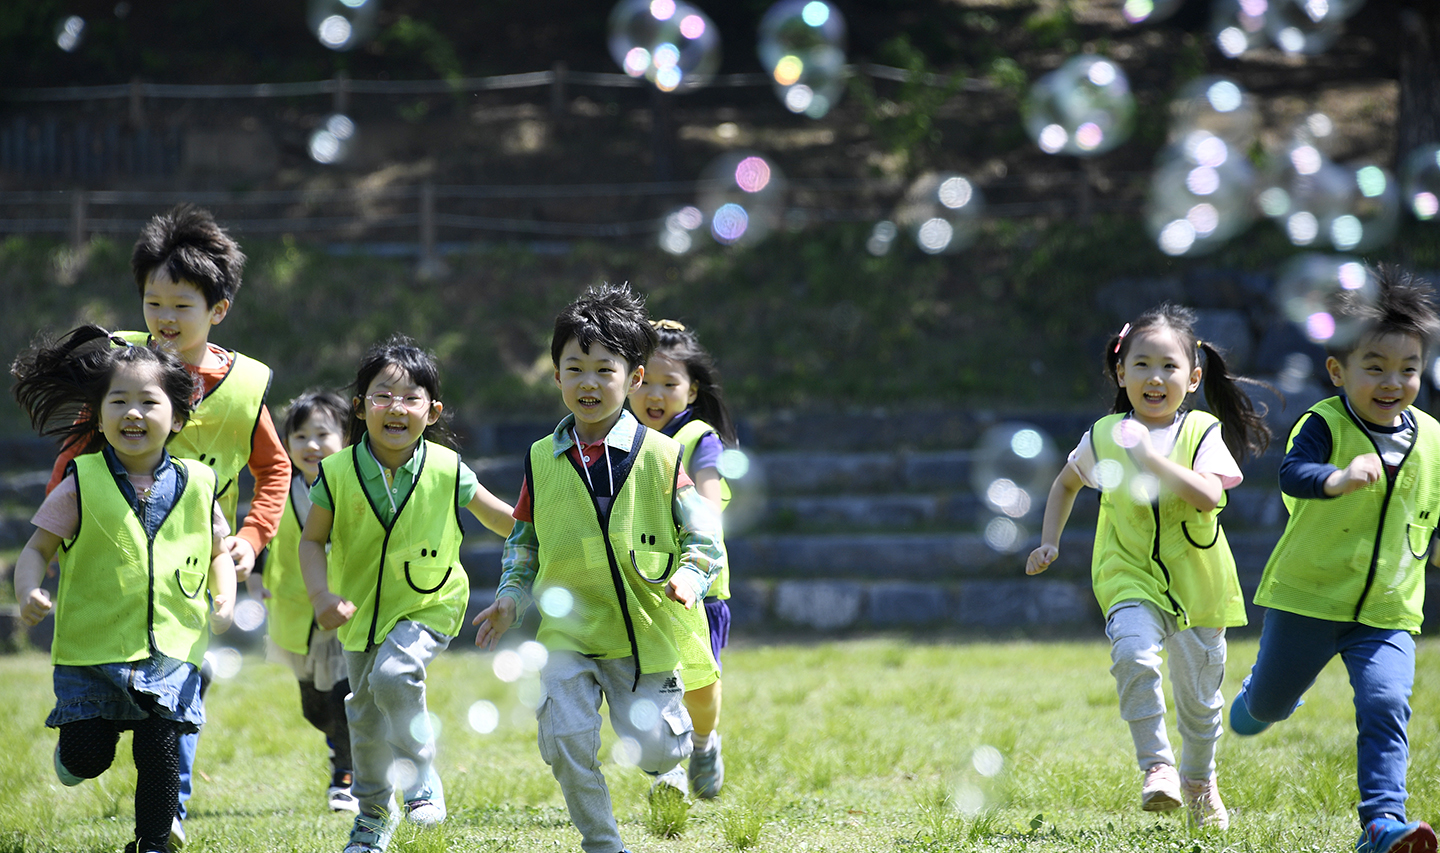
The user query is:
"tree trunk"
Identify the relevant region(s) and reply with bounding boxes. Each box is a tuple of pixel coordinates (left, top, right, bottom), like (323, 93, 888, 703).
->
(1395, 0, 1440, 161)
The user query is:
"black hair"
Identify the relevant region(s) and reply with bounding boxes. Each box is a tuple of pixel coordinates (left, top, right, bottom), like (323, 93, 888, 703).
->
(650, 320, 739, 447)
(132, 203, 246, 308)
(11, 324, 197, 456)
(1103, 303, 1272, 462)
(550, 282, 658, 372)
(281, 389, 351, 442)
(1325, 263, 1440, 360)
(345, 334, 457, 449)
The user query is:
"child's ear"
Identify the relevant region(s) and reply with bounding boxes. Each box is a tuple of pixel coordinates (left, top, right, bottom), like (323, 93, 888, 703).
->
(1325, 355, 1345, 388)
(1188, 365, 1202, 393)
(427, 400, 443, 425)
(353, 396, 366, 419)
(629, 364, 645, 392)
(687, 379, 699, 404)
(208, 298, 231, 326)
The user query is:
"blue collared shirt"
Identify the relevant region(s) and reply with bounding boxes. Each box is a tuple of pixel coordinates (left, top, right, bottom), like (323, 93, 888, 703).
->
(100, 445, 183, 540)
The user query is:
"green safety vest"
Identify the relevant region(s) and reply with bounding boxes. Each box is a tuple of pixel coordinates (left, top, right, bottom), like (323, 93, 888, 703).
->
(320, 441, 469, 651)
(1257, 397, 1440, 631)
(528, 428, 717, 689)
(1090, 410, 1247, 629)
(671, 418, 731, 601)
(263, 477, 316, 655)
(55, 453, 216, 667)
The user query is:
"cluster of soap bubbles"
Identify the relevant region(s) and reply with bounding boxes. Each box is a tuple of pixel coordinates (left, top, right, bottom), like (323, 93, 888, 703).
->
(662, 153, 787, 252)
(1274, 254, 1378, 346)
(756, 0, 848, 118)
(55, 16, 85, 53)
(466, 638, 550, 736)
(1256, 116, 1400, 252)
(310, 114, 358, 165)
(608, 0, 720, 93)
(1211, 0, 1366, 57)
(970, 423, 1059, 553)
(1146, 77, 1258, 257)
(1024, 55, 1135, 157)
(307, 0, 379, 51)
(893, 173, 986, 255)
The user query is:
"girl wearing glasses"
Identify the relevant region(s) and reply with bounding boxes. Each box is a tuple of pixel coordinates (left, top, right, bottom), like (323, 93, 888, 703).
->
(299, 335, 513, 853)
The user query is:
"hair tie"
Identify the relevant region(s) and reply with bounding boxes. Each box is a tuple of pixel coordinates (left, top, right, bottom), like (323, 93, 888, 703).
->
(652, 319, 687, 331)
(1112, 322, 1131, 354)
(100, 327, 133, 348)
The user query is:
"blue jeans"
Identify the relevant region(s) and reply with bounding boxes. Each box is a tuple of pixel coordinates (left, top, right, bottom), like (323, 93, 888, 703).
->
(1242, 608, 1415, 823)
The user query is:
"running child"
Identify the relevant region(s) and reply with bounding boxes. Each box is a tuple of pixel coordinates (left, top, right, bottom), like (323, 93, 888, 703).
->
(628, 318, 737, 799)
(44, 203, 291, 846)
(1230, 268, 1440, 853)
(12, 326, 235, 853)
(472, 283, 725, 853)
(249, 390, 358, 813)
(300, 335, 515, 853)
(1026, 303, 1271, 829)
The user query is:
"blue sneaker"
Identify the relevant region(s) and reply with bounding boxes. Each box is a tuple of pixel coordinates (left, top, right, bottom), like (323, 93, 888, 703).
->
(1229, 686, 1270, 736)
(1356, 817, 1437, 853)
(343, 810, 397, 853)
(53, 744, 82, 787)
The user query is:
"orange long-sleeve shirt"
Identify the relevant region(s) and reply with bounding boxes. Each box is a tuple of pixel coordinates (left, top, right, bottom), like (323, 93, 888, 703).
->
(47, 343, 291, 555)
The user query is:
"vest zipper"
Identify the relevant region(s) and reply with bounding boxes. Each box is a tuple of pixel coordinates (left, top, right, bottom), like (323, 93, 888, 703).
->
(1149, 501, 1185, 623)
(1350, 406, 1414, 621)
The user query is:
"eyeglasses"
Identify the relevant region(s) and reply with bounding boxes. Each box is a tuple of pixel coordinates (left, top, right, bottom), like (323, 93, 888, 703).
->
(366, 393, 431, 411)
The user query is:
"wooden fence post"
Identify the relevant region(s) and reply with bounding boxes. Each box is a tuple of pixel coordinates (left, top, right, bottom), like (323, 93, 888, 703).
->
(550, 61, 568, 122)
(70, 190, 86, 249)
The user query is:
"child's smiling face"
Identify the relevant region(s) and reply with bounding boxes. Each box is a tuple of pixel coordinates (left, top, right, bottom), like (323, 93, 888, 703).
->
(1115, 327, 1201, 428)
(555, 337, 642, 443)
(1327, 331, 1423, 427)
(286, 409, 345, 482)
(100, 361, 182, 473)
(142, 266, 228, 365)
(629, 351, 696, 432)
(357, 364, 439, 467)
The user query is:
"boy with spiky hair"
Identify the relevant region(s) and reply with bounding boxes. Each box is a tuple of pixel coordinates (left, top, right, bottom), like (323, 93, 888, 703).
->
(46, 203, 291, 847)
(473, 282, 723, 853)
(1231, 265, 1440, 853)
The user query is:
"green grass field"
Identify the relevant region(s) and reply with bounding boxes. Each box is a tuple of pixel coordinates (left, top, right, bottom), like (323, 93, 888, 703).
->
(1, 636, 1435, 853)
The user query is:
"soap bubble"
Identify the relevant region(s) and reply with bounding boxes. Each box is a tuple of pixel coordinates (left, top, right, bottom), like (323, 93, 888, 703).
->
(611, 736, 643, 767)
(972, 745, 1005, 777)
(233, 598, 267, 632)
(628, 698, 660, 731)
(1263, 0, 1352, 54)
(1258, 139, 1352, 248)
(538, 586, 574, 618)
(1332, 162, 1399, 252)
(1168, 76, 1257, 148)
(659, 205, 704, 255)
(307, 0, 379, 51)
(387, 758, 418, 792)
(1211, 0, 1269, 57)
(716, 448, 751, 479)
(309, 113, 357, 165)
(757, 0, 848, 118)
(55, 16, 85, 52)
(1122, 0, 1186, 23)
(1023, 55, 1135, 157)
(866, 220, 898, 256)
(970, 423, 1059, 520)
(1402, 145, 1440, 221)
(983, 516, 1023, 552)
(206, 647, 244, 680)
(493, 649, 524, 683)
(894, 173, 985, 254)
(409, 711, 440, 744)
(607, 0, 721, 92)
(518, 640, 549, 673)
(1147, 134, 1257, 256)
(698, 152, 787, 246)
(1274, 254, 1378, 346)
(468, 700, 500, 734)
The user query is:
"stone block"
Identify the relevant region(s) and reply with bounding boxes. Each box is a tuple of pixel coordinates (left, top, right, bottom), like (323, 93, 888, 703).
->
(725, 580, 770, 627)
(951, 579, 1094, 628)
(773, 580, 863, 629)
(867, 582, 947, 626)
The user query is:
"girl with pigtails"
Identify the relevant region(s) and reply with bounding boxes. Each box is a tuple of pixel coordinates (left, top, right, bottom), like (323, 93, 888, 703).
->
(1026, 303, 1272, 831)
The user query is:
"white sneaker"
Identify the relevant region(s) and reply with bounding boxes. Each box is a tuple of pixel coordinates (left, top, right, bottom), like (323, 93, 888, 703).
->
(329, 784, 360, 813)
(1181, 775, 1229, 829)
(169, 816, 186, 850)
(651, 763, 689, 798)
(1141, 763, 1182, 812)
(404, 768, 446, 827)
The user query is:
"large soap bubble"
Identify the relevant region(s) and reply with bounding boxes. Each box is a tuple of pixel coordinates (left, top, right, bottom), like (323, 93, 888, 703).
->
(658, 205, 704, 255)
(757, 0, 848, 118)
(307, 0, 380, 51)
(894, 173, 985, 254)
(1023, 55, 1135, 157)
(1210, 0, 1269, 58)
(55, 16, 85, 52)
(1274, 254, 1378, 346)
(1402, 145, 1440, 221)
(1263, 0, 1355, 54)
(697, 152, 787, 247)
(969, 422, 1059, 521)
(1331, 162, 1400, 252)
(1147, 133, 1257, 256)
(608, 0, 721, 93)
(1257, 137, 1349, 248)
(309, 114, 357, 165)
(1168, 76, 1257, 148)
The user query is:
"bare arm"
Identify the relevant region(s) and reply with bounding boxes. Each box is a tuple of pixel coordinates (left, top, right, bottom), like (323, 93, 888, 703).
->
(465, 485, 515, 537)
(1026, 463, 1085, 575)
(208, 542, 236, 634)
(692, 467, 725, 514)
(299, 505, 354, 630)
(14, 529, 62, 626)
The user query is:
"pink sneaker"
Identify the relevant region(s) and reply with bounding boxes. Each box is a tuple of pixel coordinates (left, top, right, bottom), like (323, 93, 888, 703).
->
(1181, 775, 1230, 829)
(1141, 763, 1182, 812)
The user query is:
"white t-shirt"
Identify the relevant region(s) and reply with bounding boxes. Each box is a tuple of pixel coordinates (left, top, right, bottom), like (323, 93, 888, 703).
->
(1067, 412, 1244, 491)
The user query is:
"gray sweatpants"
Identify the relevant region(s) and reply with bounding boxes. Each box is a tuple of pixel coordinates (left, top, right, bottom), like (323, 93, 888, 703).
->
(344, 620, 452, 817)
(1106, 599, 1227, 781)
(538, 651, 693, 853)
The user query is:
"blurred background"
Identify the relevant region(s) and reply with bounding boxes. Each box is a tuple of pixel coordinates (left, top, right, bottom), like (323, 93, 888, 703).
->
(3, 0, 1440, 642)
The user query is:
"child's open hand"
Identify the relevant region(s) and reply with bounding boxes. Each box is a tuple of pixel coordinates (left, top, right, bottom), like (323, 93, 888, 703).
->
(473, 597, 516, 650)
(1327, 452, 1384, 496)
(19, 588, 53, 627)
(1026, 544, 1058, 575)
(665, 575, 699, 609)
(210, 592, 234, 634)
(312, 592, 356, 630)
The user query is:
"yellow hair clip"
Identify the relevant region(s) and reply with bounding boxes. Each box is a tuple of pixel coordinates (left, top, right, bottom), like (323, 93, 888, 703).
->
(652, 319, 687, 331)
